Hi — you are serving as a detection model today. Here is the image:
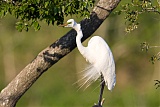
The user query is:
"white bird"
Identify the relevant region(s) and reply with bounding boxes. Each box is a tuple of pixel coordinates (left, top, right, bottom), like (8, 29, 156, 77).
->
(60, 19, 116, 106)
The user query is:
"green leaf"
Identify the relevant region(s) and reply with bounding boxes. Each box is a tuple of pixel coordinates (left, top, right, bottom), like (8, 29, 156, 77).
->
(45, 1, 49, 8)
(33, 21, 41, 31)
(16, 22, 23, 32)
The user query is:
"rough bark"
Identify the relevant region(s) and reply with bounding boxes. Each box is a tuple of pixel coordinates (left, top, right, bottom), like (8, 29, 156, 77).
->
(0, 0, 121, 106)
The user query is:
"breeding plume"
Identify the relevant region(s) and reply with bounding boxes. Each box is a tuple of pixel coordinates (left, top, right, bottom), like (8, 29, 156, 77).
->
(60, 19, 116, 106)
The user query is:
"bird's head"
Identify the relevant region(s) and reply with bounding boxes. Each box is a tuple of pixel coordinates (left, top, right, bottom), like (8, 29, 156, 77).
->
(59, 19, 76, 28)
(66, 19, 76, 27)
(59, 19, 81, 31)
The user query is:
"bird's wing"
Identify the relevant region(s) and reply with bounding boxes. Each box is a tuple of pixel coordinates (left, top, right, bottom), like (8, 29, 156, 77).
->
(88, 36, 116, 91)
(102, 51, 116, 91)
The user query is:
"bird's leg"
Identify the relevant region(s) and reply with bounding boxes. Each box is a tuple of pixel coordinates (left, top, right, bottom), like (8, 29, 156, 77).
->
(92, 74, 105, 107)
(98, 74, 105, 106)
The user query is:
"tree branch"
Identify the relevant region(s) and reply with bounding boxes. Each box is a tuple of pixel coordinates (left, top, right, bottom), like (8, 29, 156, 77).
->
(0, 0, 121, 106)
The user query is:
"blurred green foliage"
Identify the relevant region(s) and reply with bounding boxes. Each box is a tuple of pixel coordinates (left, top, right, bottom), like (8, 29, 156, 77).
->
(115, 0, 160, 33)
(0, 0, 95, 31)
(0, 0, 160, 107)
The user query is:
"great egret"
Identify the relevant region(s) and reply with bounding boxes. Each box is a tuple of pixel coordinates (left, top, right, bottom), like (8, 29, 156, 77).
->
(60, 19, 116, 106)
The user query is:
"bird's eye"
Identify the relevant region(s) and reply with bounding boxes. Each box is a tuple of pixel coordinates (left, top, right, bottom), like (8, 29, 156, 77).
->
(67, 22, 72, 24)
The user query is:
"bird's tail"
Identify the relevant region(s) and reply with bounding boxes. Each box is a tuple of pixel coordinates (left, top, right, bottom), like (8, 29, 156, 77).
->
(73, 64, 101, 90)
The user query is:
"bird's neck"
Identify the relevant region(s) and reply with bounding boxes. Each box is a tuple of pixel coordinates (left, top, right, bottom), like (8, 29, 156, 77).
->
(74, 24, 86, 56)
(73, 23, 81, 32)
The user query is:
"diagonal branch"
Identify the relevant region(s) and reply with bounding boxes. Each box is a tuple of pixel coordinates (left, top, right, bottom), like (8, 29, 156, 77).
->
(0, 0, 121, 107)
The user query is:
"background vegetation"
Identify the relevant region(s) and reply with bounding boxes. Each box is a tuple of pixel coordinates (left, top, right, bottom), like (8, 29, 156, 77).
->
(0, 0, 159, 107)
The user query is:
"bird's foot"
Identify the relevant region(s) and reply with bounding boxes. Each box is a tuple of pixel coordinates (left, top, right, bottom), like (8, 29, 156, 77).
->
(154, 80, 160, 89)
(92, 98, 105, 107)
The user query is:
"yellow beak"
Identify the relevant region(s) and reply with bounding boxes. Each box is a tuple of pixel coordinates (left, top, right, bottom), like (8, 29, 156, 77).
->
(58, 23, 68, 27)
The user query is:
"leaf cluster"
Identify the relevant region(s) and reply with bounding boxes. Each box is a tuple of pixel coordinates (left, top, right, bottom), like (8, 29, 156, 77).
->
(140, 42, 160, 64)
(115, 0, 160, 33)
(0, 0, 95, 31)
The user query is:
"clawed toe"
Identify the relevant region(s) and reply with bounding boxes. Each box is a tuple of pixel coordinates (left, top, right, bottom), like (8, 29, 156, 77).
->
(154, 80, 160, 89)
(92, 98, 105, 107)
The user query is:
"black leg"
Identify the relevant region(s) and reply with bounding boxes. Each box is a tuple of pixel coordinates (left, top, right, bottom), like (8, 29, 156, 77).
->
(92, 75, 105, 107)
(98, 75, 105, 106)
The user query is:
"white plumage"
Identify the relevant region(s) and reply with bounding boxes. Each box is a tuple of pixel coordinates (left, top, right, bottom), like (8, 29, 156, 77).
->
(62, 19, 116, 91)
